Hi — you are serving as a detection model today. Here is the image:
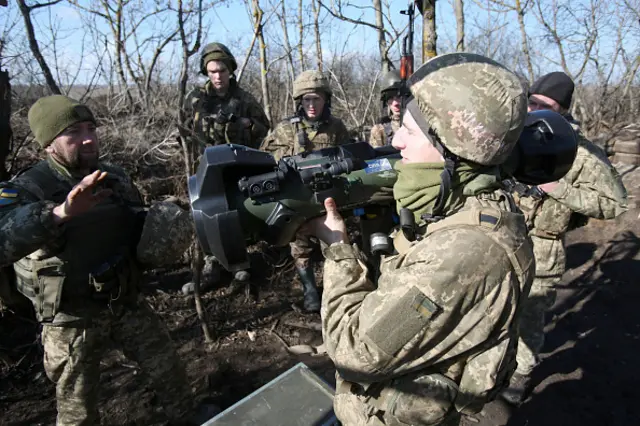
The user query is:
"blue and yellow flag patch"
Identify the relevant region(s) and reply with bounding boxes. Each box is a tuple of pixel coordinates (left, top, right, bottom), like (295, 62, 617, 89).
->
(0, 188, 18, 206)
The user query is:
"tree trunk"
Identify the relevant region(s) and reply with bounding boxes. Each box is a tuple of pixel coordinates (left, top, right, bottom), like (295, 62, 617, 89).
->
(278, 1, 296, 110)
(421, 0, 437, 62)
(297, 0, 305, 71)
(176, 0, 212, 344)
(515, 0, 534, 83)
(312, 0, 323, 72)
(373, 0, 389, 72)
(454, 0, 464, 52)
(253, 0, 271, 123)
(16, 0, 61, 94)
(109, 0, 135, 107)
(0, 69, 11, 181)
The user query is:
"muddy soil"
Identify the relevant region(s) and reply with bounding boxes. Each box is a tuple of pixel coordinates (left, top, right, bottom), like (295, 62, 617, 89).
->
(1, 164, 639, 426)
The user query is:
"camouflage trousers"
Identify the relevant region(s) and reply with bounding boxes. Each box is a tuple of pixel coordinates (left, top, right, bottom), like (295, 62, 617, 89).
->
(290, 232, 318, 269)
(41, 297, 191, 425)
(515, 235, 565, 375)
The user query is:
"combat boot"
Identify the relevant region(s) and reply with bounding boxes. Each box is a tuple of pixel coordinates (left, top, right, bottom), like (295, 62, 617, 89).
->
(295, 265, 321, 313)
(500, 372, 532, 405)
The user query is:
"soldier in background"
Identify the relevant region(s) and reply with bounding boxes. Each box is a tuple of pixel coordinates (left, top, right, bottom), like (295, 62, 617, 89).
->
(183, 42, 269, 150)
(303, 53, 535, 426)
(501, 71, 628, 405)
(261, 70, 350, 312)
(182, 42, 270, 288)
(369, 69, 405, 147)
(0, 95, 215, 425)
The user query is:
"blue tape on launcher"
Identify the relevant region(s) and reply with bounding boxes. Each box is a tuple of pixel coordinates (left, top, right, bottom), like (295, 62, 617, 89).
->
(0, 188, 18, 206)
(363, 158, 393, 174)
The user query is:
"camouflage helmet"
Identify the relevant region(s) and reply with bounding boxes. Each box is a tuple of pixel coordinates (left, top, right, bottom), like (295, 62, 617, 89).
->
(293, 70, 332, 99)
(408, 53, 527, 166)
(380, 69, 403, 95)
(137, 201, 194, 267)
(200, 42, 237, 75)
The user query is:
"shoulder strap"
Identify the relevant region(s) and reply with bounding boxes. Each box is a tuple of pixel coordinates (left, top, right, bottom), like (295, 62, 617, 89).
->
(13, 161, 65, 200)
(287, 116, 310, 152)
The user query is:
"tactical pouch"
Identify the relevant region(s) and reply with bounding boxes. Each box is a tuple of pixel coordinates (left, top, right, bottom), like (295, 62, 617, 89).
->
(33, 265, 65, 322)
(13, 258, 64, 322)
(89, 254, 124, 299)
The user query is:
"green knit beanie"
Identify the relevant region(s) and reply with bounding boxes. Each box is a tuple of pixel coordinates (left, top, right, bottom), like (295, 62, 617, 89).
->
(28, 95, 97, 148)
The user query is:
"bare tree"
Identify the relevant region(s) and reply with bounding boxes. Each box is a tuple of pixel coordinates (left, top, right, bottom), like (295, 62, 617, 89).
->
(318, 1, 403, 71)
(420, 0, 437, 61)
(454, 0, 465, 52)
(17, 0, 62, 94)
(373, 0, 390, 71)
(297, 0, 306, 70)
(312, 0, 323, 71)
(478, 0, 536, 83)
(175, 0, 213, 344)
(251, 0, 272, 123)
(274, 0, 296, 111)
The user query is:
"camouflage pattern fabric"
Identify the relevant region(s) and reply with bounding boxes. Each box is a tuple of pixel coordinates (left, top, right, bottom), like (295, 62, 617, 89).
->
(408, 53, 527, 166)
(369, 116, 400, 147)
(262, 114, 349, 268)
(42, 297, 191, 425)
(513, 125, 628, 375)
(321, 191, 534, 425)
(183, 79, 269, 151)
(137, 201, 194, 267)
(290, 231, 315, 270)
(260, 115, 350, 161)
(0, 159, 194, 423)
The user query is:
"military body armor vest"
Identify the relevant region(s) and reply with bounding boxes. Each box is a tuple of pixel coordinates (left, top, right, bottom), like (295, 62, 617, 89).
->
(12, 162, 140, 322)
(288, 115, 340, 155)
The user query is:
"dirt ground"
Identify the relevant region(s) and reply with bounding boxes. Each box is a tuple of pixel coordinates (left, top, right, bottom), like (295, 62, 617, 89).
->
(1, 164, 639, 426)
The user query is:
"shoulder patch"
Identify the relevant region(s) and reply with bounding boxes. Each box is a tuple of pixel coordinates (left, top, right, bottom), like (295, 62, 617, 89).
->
(0, 188, 18, 206)
(0, 188, 18, 198)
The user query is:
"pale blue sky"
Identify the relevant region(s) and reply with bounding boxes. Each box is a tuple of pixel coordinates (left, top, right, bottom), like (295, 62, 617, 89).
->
(0, 0, 635, 86)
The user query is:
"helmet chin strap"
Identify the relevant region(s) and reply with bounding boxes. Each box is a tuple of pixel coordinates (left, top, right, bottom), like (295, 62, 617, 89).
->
(406, 100, 458, 223)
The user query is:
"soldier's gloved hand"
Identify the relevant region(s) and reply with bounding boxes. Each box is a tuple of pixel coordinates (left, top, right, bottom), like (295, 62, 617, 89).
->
(53, 170, 112, 225)
(301, 197, 349, 246)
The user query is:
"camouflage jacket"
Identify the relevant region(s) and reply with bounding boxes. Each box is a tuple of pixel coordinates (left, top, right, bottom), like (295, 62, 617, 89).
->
(321, 191, 534, 424)
(183, 79, 270, 152)
(516, 122, 628, 239)
(260, 114, 350, 161)
(0, 158, 144, 322)
(369, 115, 400, 147)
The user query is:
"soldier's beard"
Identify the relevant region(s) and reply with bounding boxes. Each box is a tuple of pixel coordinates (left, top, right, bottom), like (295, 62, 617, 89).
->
(50, 146, 99, 173)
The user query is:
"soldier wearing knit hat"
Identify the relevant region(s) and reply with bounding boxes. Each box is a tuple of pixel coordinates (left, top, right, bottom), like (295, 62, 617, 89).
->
(527, 71, 574, 113)
(501, 71, 628, 405)
(28, 95, 99, 174)
(0, 95, 211, 425)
